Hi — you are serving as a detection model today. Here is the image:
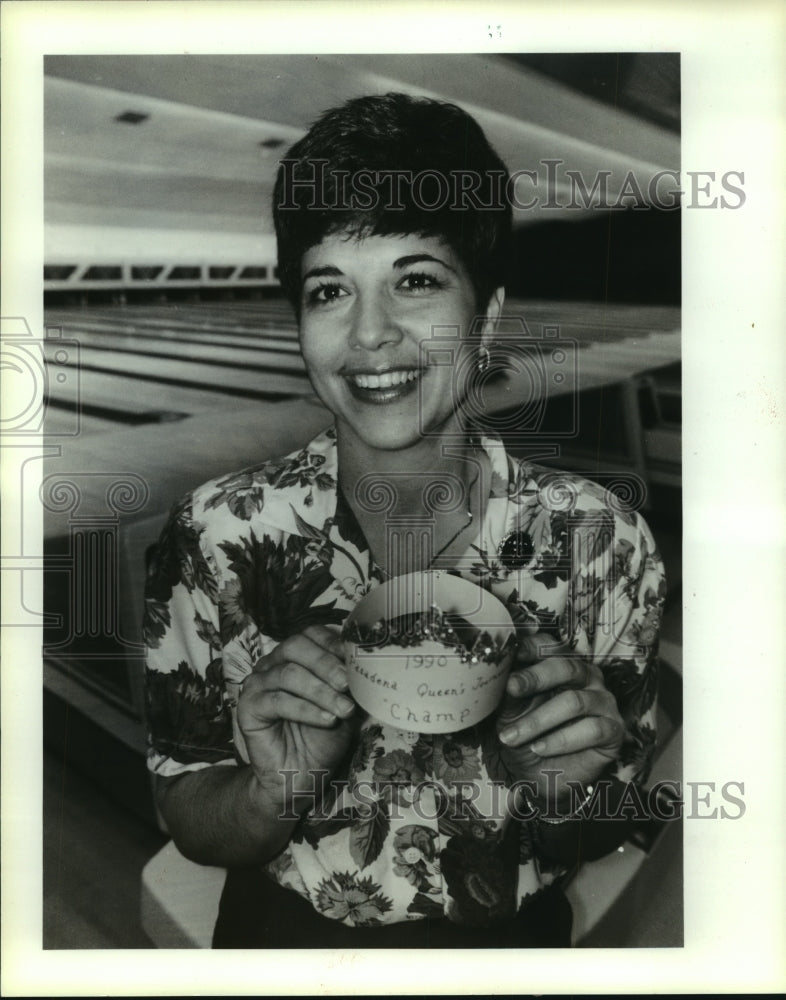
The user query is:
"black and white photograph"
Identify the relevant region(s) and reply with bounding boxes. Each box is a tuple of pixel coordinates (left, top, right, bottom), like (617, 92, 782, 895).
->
(1, 2, 784, 996)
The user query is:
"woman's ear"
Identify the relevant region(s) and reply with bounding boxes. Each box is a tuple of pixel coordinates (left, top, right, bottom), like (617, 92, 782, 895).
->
(480, 287, 505, 346)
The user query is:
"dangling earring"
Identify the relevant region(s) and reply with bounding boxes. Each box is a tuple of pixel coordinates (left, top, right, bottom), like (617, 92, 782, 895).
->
(477, 344, 491, 374)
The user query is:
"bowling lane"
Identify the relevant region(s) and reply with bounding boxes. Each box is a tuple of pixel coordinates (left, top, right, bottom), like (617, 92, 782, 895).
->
(46, 306, 300, 347)
(49, 329, 307, 373)
(44, 365, 312, 426)
(45, 341, 313, 401)
(42, 299, 680, 433)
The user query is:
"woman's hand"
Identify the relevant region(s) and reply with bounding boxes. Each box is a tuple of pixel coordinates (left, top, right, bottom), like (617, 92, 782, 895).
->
(237, 624, 357, 815)
(495, 630, 624, 807)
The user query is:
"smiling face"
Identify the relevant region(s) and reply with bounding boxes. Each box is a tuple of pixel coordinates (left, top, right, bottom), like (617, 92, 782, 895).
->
(298, 232, 503, 456)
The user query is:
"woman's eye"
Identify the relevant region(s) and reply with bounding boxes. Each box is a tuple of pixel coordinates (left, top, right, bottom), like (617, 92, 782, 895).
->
(305, 282, 348, 306)
(399, 271, 444, 293)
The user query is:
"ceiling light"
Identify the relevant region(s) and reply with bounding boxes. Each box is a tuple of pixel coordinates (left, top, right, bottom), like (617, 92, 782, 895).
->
(115, 111, 149, 125)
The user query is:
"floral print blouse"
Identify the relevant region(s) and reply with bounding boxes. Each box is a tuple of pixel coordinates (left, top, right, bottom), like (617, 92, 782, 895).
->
(144, 426, 665, 928)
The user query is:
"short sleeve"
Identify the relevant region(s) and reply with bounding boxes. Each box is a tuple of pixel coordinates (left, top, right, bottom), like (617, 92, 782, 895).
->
(143, 495, 235, 777)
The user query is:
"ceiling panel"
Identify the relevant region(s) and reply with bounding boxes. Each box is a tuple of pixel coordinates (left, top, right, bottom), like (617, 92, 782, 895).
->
(45, 76, 301, 182)
(44, 54, 680, 241)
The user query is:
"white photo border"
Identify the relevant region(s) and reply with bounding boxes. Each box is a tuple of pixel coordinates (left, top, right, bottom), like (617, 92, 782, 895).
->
(2, 0, 785, 995)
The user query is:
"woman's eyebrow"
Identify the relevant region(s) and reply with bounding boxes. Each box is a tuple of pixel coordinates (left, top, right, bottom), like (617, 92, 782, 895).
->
(394, 253, 456, 273)
(302, 264, 344, 281)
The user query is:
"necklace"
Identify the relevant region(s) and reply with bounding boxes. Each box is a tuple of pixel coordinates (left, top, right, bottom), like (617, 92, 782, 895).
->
(356, 450, 485, 580)
(429, 470, 479, 566)
(370, 480, 477, 581)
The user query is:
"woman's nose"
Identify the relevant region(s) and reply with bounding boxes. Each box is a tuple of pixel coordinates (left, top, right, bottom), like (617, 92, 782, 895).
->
(349, 292, 404, 351)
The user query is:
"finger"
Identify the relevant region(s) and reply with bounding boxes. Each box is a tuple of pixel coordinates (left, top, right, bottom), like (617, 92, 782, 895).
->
(514, 631, 568, 666)
(515, 617, 541, 637)
(520, 715, 624, 758)
(241, 687, 346, 729)
(498, 686, 614, 746)
(250, 661, 355, 720)
(496, 689, 551, 727)
(302, 623, 346, 659)
(254, 633, 349, 691)
(507, 654, 588, 698)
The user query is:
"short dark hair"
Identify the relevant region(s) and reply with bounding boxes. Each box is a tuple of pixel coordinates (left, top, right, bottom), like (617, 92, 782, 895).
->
(273, 93, 512, 315)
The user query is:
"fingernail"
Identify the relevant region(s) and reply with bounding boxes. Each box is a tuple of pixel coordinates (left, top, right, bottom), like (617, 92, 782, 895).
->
(508, 674, 527, 695)
(320, 710, 337, 722)
(334, 671, 349, 691)
(530, 740, 546, 754)
(336, 696, 355, 716)
(498, 727, 516, 745)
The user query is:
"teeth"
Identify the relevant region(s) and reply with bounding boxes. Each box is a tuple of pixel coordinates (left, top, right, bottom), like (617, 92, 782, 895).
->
(350, 369, 423, 389)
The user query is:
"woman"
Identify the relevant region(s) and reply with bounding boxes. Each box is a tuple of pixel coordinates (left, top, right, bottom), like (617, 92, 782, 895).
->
(143, 93, 665, 948)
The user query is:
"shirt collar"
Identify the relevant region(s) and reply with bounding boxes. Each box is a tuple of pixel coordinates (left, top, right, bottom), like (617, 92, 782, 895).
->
(270, 426, 536, 552)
